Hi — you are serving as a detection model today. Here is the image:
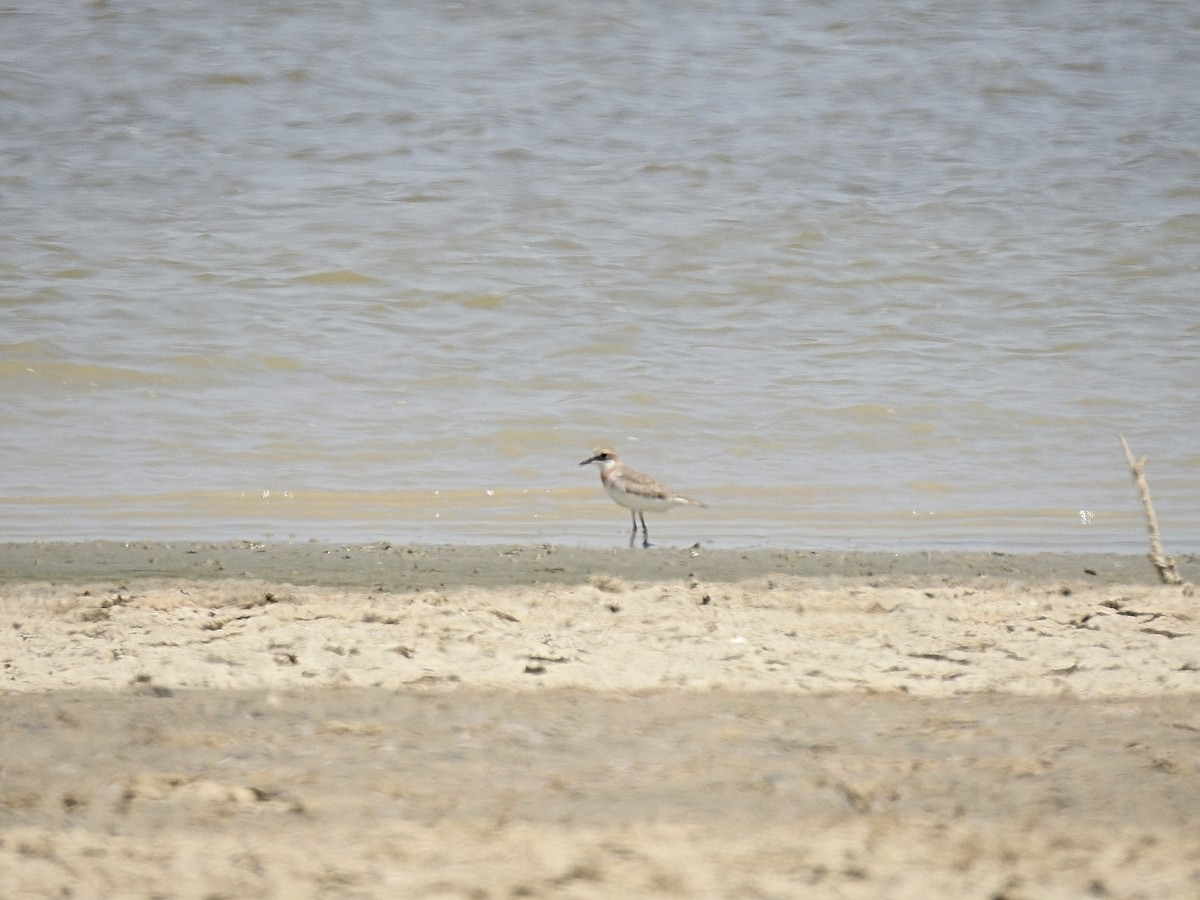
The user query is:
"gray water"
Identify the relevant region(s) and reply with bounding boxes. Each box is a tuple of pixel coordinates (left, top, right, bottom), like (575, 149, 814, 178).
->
(3, 1, 1199, 552)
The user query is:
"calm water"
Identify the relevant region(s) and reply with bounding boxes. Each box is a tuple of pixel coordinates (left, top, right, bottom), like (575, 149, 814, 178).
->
(3, 1, 1199, 552)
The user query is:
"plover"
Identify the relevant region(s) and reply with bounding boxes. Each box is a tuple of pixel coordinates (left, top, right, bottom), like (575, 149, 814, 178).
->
(579, 447, 708, 548)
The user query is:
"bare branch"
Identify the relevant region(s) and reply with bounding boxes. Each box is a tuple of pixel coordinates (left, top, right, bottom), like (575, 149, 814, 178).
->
(1119, 435, 1183, 585)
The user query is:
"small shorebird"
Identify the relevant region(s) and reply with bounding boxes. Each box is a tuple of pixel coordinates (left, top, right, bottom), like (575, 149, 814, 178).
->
(579, 447, 708, 548)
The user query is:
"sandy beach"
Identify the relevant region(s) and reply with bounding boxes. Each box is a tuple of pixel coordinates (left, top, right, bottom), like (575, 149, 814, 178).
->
(2, 542, 1198, 898)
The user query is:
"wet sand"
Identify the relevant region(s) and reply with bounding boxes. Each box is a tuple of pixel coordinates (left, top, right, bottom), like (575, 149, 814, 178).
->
(2, 542, 1198, 898)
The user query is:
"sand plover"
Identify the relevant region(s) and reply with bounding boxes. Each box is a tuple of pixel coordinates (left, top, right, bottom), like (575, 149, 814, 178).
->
(579, 447, 708, 548)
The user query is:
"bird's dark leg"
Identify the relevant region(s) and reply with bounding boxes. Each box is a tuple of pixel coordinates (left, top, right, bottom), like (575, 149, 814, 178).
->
(639, 512, 651, 549)
(628, 511, 638, 548)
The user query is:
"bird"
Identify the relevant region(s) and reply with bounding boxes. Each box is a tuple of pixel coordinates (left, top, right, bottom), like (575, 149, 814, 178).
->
(579, 447, 708, 548)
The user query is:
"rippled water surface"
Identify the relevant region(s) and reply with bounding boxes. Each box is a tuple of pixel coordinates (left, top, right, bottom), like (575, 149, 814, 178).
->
(3, 1, 1199, 551)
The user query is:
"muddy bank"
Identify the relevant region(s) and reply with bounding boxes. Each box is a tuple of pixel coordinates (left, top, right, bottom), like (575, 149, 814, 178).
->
(1, 542, 1197, 898)
(0, 540, 1180, 590)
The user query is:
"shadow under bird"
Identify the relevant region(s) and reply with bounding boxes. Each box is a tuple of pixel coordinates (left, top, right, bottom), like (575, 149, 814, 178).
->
(579, 447, 709, 548)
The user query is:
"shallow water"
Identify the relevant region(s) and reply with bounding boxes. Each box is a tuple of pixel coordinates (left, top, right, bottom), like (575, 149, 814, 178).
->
(3, 1, 1199, 551)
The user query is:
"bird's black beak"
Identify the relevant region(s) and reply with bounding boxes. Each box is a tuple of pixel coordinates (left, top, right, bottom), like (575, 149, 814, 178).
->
(579, 456, 594, 466)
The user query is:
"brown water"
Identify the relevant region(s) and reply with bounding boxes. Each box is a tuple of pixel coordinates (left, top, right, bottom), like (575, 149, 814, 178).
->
(3, 1, 1198, 551)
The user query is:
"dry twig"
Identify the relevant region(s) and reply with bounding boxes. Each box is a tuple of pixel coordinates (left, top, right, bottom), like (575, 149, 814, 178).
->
(1119, 435, 1183, 585)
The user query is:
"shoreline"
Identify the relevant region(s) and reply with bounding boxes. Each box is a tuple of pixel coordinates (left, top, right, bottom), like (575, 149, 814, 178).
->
(0, 539, 1183, 590)
(3, 541, 1197, 898)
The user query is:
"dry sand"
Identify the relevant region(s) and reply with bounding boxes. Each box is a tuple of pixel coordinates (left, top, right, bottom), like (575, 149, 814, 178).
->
(1, 542, 1198, 899)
